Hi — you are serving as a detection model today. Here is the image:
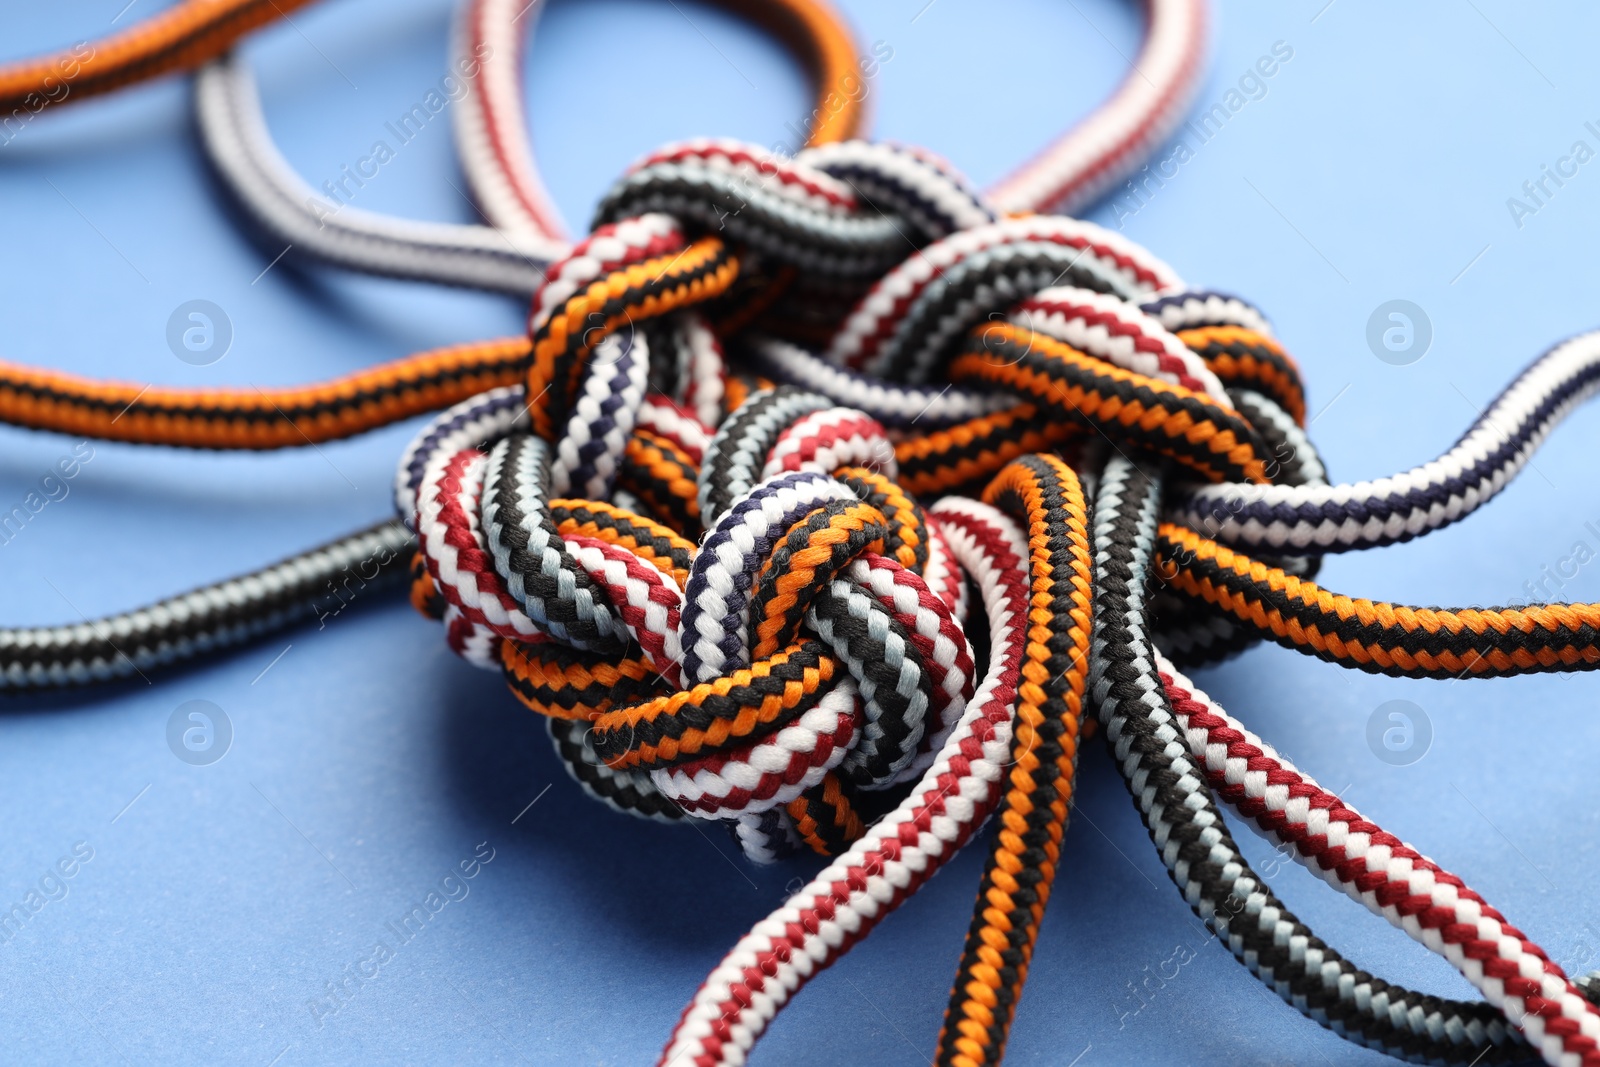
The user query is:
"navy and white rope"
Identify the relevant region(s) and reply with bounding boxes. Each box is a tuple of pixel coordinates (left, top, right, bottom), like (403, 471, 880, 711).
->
(1174, 329, 1600, 552)
(749, 336, 1011, 431)
(680, 469, 857, 684)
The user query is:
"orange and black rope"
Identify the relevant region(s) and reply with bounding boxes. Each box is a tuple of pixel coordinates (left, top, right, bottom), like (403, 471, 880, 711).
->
(590, 641, 837, 770)
(0, 336, 529, 449)
(527, 236, 740, 441)
(937, 453, 1093, 1067)
(0, 0, 318, 117)
(894, 401, 1080, 499)
(618, 429, 703, 538)
(1176, 324, 1307, 426)
(1156, 523, 1600, 679)
(952, 323, 1271, 484)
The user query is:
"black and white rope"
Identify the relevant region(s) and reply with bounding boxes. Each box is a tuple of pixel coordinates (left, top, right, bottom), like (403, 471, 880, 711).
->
(1, 521, 413, 690)
(1089, 453, 1531, 1064)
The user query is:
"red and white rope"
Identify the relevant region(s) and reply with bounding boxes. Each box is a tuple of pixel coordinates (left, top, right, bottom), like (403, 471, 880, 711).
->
(1013, 285, 1229, 403)
(761, 407, 897, 481)
(653, 682, 861, 817)
(453, 0, 568, 240)
(986, 0, 1211, 216)
(827, 215, 1183, 376)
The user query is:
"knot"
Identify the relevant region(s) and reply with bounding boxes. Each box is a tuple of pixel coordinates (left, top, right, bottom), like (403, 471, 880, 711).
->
(399, 372, 973, 861)
(364, 127, 1600, 1067)
(593, 138, 994, 281)
(500, 138, 1010, 507)
(389, 131, 1340, 867)
(598, 395, 970, 861)
(633, 402, 973, 859)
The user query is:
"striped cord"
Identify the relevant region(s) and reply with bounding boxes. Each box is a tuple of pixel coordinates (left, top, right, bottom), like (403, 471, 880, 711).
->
(1155, 521, 1600, 678)
(192, 0, 871, 294)
(986, 0, 1211, 216)
(195, 53, 560, 294)
(451, 0, 867, 241)
(192, 0, 1213, 296)
(1162, 657, 1600, 1064)
(0, 521, 412, 690)
(0, 0, 315, 115)
(1174, 328, 1600, 552)
(659, 497, 1033, 1067)
(936, 455, 1093, 1067)
(1088, 453, 1557, 1065)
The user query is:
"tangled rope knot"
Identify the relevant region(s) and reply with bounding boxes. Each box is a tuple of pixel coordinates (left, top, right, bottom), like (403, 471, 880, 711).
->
(25, 4, 1600, 1065)
(404, 375, 978, 861)
(390, 140, 1011, 862)
(379, 134, 1600, 1066)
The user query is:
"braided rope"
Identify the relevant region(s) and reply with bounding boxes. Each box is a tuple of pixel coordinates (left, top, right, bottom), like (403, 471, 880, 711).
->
(986, 0, 1211, 215)
(1163, 659, 1600, 1063)
(936, 455, 1093, 1067)
(452, 0, 867, 241)
(1088, 454, 1553, 1065)
(1, 521, 411, 690)
(195, 53, 559, 295)
(660, 497, 1033, 1066)
(1156, 522, 1600, 678)
(193, 0, 871, 293)
(0, 0, 315, 114)
(1176, 328, 1600, 552)
(10, 9, 1600, 1059)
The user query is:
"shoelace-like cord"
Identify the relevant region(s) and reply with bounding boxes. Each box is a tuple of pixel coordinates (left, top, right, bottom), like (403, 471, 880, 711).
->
(0, 0, 317, 113)
(191, 0, 873, 291)
(192, 0, 1212, 292)
(6, 10, 1597, 1064)
(9, 141, 1600, 1065)
(1090, 450, 1600, 1064)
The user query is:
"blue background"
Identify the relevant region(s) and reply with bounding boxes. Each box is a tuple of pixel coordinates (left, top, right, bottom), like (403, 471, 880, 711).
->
(2, 1, 1598, 1063)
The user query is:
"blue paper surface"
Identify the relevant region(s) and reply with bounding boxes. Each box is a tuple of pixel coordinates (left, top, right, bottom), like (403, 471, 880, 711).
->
(3, 1, 1599, 1063)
